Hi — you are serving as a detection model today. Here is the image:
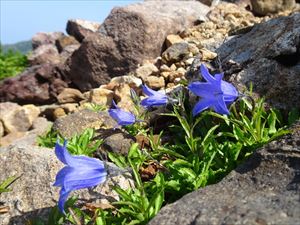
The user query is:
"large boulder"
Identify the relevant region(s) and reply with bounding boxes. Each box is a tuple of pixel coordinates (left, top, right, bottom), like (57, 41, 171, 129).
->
(0, 64, 69, 105)
(217, 13, 300, 111)
(64, 1, 210, 91)
(149, 120, 300, 225)
(66, 19, 101, 42)
(31, 32, 65, 50)
(0, 144, 132, 225)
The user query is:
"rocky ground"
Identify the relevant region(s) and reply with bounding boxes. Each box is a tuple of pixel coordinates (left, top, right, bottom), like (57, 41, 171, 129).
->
(0, 0, 299, 224)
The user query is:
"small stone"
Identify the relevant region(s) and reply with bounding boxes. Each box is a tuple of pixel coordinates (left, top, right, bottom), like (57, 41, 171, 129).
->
(251, 0, 296, 16)
(114, 84, 136, 111)
(110, 75, 142, 89)
(87, 88, 114, 106)
(145, 76, 165, 90)
(22, 104, 40, 125)
(53, 108, 66, 120)
(165, 34, 184, 48)
(170, 64, 177, 71)
(169, 68, 186, 82)
(55, 35, 79, 53)
(160, 71, 171, 80)
(188, 43, 200, 55)
(160, 64, 172, 72)
(200, 48, 217, 61)
(57, 88, 85, 104)
(135, 63, 159, 81)
(185, 57, 195, 66)
(162, 42, 190, 64)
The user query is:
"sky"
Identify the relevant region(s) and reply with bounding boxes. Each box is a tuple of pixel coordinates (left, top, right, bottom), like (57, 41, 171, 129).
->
(0, 0, 141, 44)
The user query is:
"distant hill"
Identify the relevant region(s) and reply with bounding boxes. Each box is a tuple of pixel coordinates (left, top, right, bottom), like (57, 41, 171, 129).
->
(2, 40, 32, 55)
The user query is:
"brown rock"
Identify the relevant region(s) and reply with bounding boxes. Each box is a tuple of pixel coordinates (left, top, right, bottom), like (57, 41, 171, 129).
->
(162, 42, 191, 64)
(135, 63, 159, 81)
(22, 104, 40, 124)
(56, 88, 85, 104)
(53, 107, 66, 119)
(0, 120, 4, 137)
(165, 34, 184, 48)
(200, 48, 217, 61)
(109, 75, 142, 89)
(32, 32, 65, 49)
(0, 131, 26, 147)
(251, 0, 296, 15)
(145, 76, 165, 90)
(86, 88, 114, 106)
(66, 19, 101, 42)
(28, 44, 60, 66)
(0, 64, 69, 105)
(64, 1, 209, 91)
(55, 35, 79, 53)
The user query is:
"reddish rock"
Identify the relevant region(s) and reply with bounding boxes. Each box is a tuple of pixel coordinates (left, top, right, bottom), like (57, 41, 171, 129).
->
(28, 44, 61, 66)
(64, 1, 209, 91)
(0, 64, 69, 105)
(32, 32, 65, 50)
(66, 19, 101, 42)
(55, 35, 79, 53)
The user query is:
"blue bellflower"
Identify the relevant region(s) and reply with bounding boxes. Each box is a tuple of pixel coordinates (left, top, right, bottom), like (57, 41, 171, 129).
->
(108, 100, 136, 126)
(54, 141, 107, 213)
(141, 84, 168, 108)
(188, 64, 238, 116)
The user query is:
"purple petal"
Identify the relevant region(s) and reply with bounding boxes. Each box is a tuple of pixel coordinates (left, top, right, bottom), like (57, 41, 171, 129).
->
(54, 167, 74, 187)
(188, 82, 216, 99)
(58, 188, 70, 214)
(55, 141, 68, 164)
(109, 108, 136, 126)
(221, 81, 238, 103)
(214, 96, 230, 115)
(141, 95, 167, 108)
(142, 84, 157, 96)
(192, 98, 214, 116)
(214, 73, 224, 81)
(200, 64, 215, 83)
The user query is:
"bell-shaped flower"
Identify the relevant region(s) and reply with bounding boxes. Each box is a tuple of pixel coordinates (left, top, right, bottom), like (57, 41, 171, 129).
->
(54, 141, 107, 213)
(188, 64, 238, 116)
(108, 100, 136, 126)
(141, 84, 168, 108)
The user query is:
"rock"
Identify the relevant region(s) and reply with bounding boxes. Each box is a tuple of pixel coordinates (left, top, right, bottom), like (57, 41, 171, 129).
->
(199, 48, 217, 61)
(113, 83, 135, 110)
(162, 42, 191, 64)
(165, 34, 184, 48)
(217, 13, 300, 111)
(135, 63, 159, 81)
(0, 121, 4, 137)
(56, 88, 85, 104)
(145, 76, 165, 90)
(66, 19, 101, 42)
(53, 107, 67, 119)
(28, 44, 61, 66)
(0, 102, 31, 133)
(52, 109, 117, 139)
(32, 32, 65, 50)
(251, 0, 296, 15)
(64, 1, 210, 91)
(109, 75, 142, 89)
(22, 104, 40, 124)
(85, 88, 114, 106)
(149, 121, 300, 225)
(100, 130, 136, 156)
(0, 144, 133, 225)
(55, 35, 79, 53)
(59, 44, 80, 64)
(0, 64, 69, 105)
(38, 103, 79, 121)
(0, 131, 26, 147)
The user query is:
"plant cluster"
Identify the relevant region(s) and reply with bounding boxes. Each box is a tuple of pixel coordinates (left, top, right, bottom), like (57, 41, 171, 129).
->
(33, 64, 298, 225)
(0, 45, 28, 80)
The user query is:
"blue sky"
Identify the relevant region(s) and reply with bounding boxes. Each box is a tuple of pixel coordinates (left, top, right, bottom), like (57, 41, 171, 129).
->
(1, 0, 141, 44)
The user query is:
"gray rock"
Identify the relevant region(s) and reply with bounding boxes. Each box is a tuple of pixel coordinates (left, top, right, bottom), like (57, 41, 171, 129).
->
(0, 144, 133, 225)
(162, 42, 191, 64)
(149, 121, 300, 225)
(64, 1, 210, 91)
(251, 0, 296, 16)
(28, 44, 61, 66)
(66, 19, 101, 42)
(52, 109, 117, 139)
(217, 13, 300, 111)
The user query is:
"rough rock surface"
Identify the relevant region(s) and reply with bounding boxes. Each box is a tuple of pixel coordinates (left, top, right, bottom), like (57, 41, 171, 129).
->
(0, 144, 133, 225)
(31, 32, 65, 50)
(217, 13, 300, 111)
(251, 0, 296, 15)
(66, 19, 101, 42)
(149, 121, 300, 225)
(64, 1, 210, 91)
(52, 109, 117, 138)
(0, 64, 69, 105)
(28, 44, 61, 66)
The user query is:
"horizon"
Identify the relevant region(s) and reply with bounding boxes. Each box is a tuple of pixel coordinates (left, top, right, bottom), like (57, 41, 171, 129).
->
(0, 0, 141, 45)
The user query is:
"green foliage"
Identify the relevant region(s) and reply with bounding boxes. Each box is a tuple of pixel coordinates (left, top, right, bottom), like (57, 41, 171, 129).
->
(0, 45, 28, 80)
(37, 127, 103, 157)
(83, 102, 107, 112)
(0, 175, 20, 194)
